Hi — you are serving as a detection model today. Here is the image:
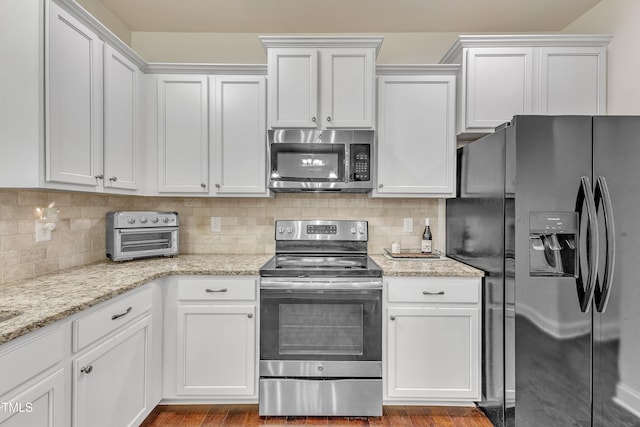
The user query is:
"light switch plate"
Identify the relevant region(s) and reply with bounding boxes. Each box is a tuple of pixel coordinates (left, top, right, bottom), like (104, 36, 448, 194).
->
(211, 217, 221, 232)
(403, 218, 413, 233)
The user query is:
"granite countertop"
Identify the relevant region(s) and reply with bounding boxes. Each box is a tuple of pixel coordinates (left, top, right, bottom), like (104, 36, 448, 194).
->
(370, 254, 484, 277)
(0, 253, 483, 346)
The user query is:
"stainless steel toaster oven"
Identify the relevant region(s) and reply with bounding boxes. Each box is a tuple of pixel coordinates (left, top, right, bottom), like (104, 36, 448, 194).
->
(106, 211, 178, 261)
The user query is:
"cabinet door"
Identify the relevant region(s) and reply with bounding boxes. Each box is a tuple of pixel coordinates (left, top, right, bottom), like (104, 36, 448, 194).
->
(321, 48, 375, 129)
(376, 75, 456, 197)
(386, 306, 480, 400)
(177, 305, 256, 396)
(73, 316, 151, 427)
(157, 75, 209, 193)
(267, 48, 318, 128)
(46, 2, 103, 187)
(464, 47, 534, 131)
(539, 46, 607, 115)
(0, 369, 66, 427)
(103, 45, 140, 190)
(211, 76, 268, 196)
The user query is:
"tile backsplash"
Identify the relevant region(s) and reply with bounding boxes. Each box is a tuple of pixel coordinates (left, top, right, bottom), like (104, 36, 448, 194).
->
(0, 189, 443, 285)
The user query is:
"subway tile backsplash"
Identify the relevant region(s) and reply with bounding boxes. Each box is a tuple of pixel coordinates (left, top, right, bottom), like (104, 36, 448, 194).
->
(0, 189, 442, 285)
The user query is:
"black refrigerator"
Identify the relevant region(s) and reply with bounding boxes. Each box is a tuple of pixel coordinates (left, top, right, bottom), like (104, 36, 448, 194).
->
(446, 116, 640, 426)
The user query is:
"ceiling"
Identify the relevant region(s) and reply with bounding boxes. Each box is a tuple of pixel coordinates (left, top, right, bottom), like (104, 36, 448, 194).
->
(95, 0, 602, 34)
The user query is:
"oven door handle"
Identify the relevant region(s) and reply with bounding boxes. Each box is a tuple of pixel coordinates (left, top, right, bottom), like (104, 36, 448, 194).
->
(260, 278, 383, 290)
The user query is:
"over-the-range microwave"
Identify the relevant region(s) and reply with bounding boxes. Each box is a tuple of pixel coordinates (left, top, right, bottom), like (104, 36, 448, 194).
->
(267, 129, 374, 192)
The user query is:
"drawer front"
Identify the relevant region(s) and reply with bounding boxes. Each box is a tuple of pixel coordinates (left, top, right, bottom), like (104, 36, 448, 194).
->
(178, 277, 257, 301)
(74, 286, 152, 352)
(0, 327, 65, 396)
(387, 277, 479, 304)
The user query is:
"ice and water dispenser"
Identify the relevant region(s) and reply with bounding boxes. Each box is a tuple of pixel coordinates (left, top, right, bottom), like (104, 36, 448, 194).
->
(529, 212, 578, 277)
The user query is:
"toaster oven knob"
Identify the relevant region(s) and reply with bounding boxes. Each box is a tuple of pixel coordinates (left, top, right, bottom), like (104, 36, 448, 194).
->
(151, 217, 159, 223)
(358, 227, 365, 235)
(350, 227, 357, 234)
(139, 217, 148, 224)
(286, 227, 293, 234)
(278, 227, 284, 234)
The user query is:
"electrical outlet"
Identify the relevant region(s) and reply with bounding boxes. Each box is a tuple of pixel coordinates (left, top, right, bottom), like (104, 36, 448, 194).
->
(211, 217, 221, 232)
(403, 218, 413, 233)
(35, 220, 52, 242)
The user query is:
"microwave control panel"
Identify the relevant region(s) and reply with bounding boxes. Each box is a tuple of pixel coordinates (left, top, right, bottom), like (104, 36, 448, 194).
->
(350, 144, 371, 182)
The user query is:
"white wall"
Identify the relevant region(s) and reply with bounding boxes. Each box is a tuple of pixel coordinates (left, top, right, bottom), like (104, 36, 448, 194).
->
(563, 0, 640, 114)
(131, 32, 461, 64)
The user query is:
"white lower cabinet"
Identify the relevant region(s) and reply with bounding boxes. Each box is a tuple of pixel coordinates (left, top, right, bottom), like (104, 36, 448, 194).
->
(73, 315, 151, 427)
(173, 277, 258, 398)
(384, 277, 481, 404)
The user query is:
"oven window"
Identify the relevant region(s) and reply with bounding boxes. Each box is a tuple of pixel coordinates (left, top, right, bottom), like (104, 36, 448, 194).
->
(279, 303, 363, 356)
(260, 289, 381, 361)
(120, 230, 174, 252)
(270, 143, 345, 182)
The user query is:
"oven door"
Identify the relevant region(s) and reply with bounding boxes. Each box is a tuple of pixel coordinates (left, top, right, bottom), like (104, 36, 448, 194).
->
(259, 278, 382, 364)
(114, 227, 178, 260)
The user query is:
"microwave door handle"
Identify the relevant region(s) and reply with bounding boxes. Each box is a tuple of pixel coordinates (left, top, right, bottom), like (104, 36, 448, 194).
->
(575, 176, 599, 313)
(594, 176, 615, 313)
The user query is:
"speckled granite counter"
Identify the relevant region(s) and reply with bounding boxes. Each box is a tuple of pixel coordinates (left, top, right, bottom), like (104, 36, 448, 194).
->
(0, 253, 483, 346)
(0, 254, 271, 346)
(370, 254, 484, 277)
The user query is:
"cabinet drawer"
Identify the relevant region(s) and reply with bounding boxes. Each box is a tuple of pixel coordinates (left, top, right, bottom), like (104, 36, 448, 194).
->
(387, 278, 479, 304)
(73, 286, 152, 352)
(0, 327, 65, 396)
(178, 277, 257, 301)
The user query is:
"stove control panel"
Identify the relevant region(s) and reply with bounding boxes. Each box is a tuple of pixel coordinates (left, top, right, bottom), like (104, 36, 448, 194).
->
(275, 220, 368, 241)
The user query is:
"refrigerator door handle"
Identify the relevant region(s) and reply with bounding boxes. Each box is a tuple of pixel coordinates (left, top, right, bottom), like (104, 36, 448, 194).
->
(575, 176, 599, 312)
(594, 176, 616, 313)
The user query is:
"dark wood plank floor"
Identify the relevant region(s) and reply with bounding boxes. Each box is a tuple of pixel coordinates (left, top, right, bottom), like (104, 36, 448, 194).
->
(140, 404, 494, 426)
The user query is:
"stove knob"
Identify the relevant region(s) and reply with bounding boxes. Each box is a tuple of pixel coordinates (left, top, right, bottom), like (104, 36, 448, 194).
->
(350, 227, 357, 234)
(151, 217, 159, 223)
(162, 217, 170, 223)
(139, 217, 148, 224)
(127, 217, 136, 225)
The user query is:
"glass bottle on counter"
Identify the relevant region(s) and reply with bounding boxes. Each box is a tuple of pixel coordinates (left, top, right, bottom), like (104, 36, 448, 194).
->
(421, 218, 432, 254)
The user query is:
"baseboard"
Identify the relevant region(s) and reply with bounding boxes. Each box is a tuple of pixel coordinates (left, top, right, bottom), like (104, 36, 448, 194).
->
(614, 382, 640, 418)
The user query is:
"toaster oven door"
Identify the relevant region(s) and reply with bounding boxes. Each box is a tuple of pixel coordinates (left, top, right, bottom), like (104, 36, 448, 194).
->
(112, 227, 178, 260)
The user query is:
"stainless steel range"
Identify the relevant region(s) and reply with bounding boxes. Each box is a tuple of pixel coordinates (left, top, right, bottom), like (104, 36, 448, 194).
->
(258, 220, 383, 417)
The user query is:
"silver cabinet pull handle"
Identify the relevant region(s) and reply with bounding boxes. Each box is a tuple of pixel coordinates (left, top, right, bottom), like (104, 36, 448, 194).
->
(594, 176, 615, 313)
(80, 365, 93, 374)
(247, 313, 253, 319)
(95, 174, 104, 180)
(111, 306, 132, 320)
(205, 288, 228, 293)
(423, 291, 445, 295)
(390, 315, 396, 321)
(109, 176, 117, 182)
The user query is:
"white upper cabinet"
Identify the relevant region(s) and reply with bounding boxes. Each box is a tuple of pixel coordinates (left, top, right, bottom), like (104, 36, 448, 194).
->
(440, 35, 611, 138)
(374, 66, 457, 198)
(46, 1, 103, 187)
(103, 45, 142, 191)
(262, 37, 382, 129)
(210, 75, 268, 196)
(156, 75, 209, 193)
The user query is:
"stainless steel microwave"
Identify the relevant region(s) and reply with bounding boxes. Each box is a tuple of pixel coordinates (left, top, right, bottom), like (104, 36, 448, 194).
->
(268, 129, 374, 192)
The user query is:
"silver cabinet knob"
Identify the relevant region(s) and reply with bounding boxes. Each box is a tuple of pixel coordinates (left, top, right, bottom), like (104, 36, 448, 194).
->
(81, 365, 93, 374)
(390, 315, 396, 321)
(201, 183, 206, 188)
(109, 176, 117, 182)
(95, 174, 104, 180)
(312, 117, 317, 123)
(379, 184, 384, 188)
(215, 184, 220, 188)
(327, 117, 331, 122)
(247, 313, 253, 319)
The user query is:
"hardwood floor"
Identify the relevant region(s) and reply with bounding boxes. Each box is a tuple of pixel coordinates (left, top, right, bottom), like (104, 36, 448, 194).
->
(140, 404, 494, 426)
